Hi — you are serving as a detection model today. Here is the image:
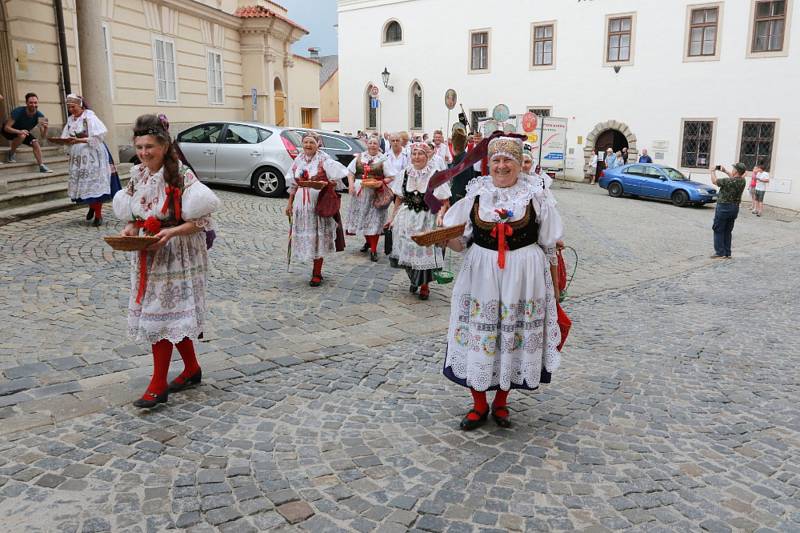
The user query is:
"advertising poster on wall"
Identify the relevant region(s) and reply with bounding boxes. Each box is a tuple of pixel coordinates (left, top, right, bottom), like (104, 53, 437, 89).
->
(521, 117, 568, 172)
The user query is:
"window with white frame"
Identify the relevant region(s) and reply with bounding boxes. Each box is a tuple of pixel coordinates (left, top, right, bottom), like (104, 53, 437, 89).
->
(532, 24, 554, 66)
(739, 121, 776, 170)
(101, 24, 114, 98)
(688, 7, 720, 57)
(752, 0, 787, 52)
(153, 37, 177, 102)
(470, 30, 489, 71)
(606, 16, 633, 62)
(681, 120, 714, 169)
(207, 50, 224, 105)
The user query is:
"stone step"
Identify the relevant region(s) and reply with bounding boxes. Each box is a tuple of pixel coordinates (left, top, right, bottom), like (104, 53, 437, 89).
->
(0, 145, 64, 163)
(0, 197, 81, 226)
(2, 168, 70, 192)
(0, 156, 71, 176)
(0, 163, 131, 217)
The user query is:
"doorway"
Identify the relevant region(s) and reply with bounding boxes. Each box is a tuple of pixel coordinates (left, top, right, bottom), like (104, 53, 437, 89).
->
(0, 3, 16, 126)
(273, 77, 286, 127)
(594, 129, 628, 155)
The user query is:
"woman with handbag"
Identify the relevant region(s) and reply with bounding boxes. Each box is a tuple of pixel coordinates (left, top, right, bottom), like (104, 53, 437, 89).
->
(285, 131, 348, 286)
(440, 136, 564, 430)
(112, 114, 221, 408)
(386, 142, 451, 300)
(345, 137, 395, 262)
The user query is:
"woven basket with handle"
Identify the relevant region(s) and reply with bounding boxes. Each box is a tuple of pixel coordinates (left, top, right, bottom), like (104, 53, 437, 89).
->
(411, 224, 466, 247)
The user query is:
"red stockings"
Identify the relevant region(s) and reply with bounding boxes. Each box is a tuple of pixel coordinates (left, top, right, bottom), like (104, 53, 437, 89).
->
(467, 388, 510, 421)
(175, 337, 200, 380)
(147, 339, 173, 395)
(366, 235, 379, 253)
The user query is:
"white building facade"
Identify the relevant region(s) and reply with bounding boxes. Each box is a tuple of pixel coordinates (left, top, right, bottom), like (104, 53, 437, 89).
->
(338, 0, 800, 210)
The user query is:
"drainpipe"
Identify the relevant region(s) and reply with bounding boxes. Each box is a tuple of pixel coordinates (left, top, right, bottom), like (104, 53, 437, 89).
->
(54, 0, 70, 123)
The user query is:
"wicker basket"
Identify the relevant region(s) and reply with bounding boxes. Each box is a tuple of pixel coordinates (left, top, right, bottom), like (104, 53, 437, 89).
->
(411, 224, 466, 247)
(104, 236, 159, 251)
(361, 178, 384, 189)
(297, 180, 327, 190)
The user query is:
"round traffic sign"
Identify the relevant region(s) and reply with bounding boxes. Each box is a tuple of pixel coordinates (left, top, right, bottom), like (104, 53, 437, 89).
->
(522, 112, 538, 133)
(492, 104, 510, 122)
(369, 85, 380, 98)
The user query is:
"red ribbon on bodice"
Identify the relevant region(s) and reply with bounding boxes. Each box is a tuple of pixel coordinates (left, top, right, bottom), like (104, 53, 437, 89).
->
(133, 217, 163, 305)
(490, 222, 513, 269)
(162, 185, 181, 222)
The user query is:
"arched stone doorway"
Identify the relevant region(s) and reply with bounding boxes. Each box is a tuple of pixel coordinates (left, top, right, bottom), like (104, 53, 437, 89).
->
(0, 3, 17, 122)
(584, 120, 638, 178)
(273, 77, 286, 127)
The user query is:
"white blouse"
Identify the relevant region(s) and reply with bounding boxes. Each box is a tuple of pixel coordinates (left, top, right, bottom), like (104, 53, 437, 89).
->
(443, 175, 563, 261)
(391, 163, 451, 201)
(112, 163, 220, 228)
(288, 150, 348, 191)
(61, 109, 107, 149)
(346, 151, 394, 177)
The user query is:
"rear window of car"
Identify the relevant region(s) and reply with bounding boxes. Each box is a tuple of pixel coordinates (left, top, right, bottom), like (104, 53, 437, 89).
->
(320, 135, 350, 151)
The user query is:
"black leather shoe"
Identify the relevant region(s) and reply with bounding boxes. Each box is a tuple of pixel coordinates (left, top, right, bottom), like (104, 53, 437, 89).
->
(360, 243, 369, 253)
(92, 216, 103, 227)
(409, 285, 418, 294)
(309, 276, 322, 287)
(459, 409, 488, 431)
(370, 251, 379, 262)
(491, 405, 512, 428)
(86, 207, 94, 220)
(133, 390, 168, 408)
(168, 369, 202, 393)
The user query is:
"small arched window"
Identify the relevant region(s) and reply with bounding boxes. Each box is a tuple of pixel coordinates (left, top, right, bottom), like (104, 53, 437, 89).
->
(384, 20, 402, 44)
(410, 82, 422, 130)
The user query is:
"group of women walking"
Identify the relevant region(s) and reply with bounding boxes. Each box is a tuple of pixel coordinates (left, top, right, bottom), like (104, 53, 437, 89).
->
(107, 116, 566, 432)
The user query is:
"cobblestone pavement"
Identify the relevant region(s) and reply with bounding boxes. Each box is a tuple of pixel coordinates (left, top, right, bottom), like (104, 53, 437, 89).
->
(0, 184, 799, 531)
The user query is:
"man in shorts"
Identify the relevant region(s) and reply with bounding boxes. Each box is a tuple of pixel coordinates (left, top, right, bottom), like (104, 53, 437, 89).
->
(3, 92, 52, 172)
(752, 160, 770, 217)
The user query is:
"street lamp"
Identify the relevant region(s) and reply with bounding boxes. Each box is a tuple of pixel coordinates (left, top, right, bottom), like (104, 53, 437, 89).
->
(381, 67, 394, 92)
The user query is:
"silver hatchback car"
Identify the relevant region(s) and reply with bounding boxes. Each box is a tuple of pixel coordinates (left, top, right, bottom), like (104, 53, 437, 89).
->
(175, 122, 364, 197)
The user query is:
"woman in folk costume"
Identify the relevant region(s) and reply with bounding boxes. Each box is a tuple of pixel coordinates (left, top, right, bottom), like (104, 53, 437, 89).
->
(345, 136, 395, 262)
(386, 142, 451, 300)
(440, 136, 564, 430)
(112, 114, 221, 408)
(285, 131, 348, 286)
(61, 94, 122, 226)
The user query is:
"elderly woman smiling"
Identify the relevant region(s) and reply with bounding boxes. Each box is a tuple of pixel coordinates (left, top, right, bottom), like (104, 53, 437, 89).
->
(441, 136, 564, 430)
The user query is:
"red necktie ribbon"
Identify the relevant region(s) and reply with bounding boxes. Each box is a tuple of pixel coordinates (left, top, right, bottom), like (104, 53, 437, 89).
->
(490, 222, 513, 269)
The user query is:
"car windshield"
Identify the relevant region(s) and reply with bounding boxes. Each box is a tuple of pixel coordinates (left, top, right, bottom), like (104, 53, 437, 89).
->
(662, 167, 688, 181)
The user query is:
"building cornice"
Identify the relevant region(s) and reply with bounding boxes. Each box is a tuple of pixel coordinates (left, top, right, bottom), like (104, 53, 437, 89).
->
(338, 0, 418, 13)
(161, 0, 242, 29)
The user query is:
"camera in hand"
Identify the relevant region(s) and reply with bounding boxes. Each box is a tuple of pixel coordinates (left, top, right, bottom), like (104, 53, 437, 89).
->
(715, 165, 722, 171)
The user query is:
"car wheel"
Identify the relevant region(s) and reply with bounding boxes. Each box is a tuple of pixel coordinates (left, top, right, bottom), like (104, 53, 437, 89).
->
(671, 189, 689, 207)
(252, 166, 285, 198)
(608, 182, 623, 197)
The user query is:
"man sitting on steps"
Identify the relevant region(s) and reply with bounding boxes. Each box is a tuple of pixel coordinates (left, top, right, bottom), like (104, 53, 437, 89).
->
(2, 92, 52, 173)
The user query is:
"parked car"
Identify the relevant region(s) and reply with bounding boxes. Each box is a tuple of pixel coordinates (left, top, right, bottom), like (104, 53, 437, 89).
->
(120, 122, 365, 198)
(598, 163, 718, 207)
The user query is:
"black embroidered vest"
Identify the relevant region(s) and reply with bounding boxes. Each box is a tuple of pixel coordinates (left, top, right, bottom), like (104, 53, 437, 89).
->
(470, 196, 539, 251)
(402, 172, 429, 212)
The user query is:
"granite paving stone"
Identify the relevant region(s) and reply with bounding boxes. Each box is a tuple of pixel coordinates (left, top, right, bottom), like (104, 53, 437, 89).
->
(0, 187, 797, 531)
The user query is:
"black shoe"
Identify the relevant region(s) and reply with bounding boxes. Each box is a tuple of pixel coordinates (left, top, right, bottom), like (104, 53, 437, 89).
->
(86, 207, 94, 220)
(92, 216, 103, 227)
(491, 405, 512, 428)
(309, 276, 322, 287)
(168, 369, 202, 393)
(133, 390, 168, 408)
(409, 285, 418, 294)
(360, 243, 369, 253)
(370, 251, 378, 262)
(460, 409, 489, 431)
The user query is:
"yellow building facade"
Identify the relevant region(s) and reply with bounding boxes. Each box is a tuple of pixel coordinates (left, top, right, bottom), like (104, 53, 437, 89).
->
(0, 0, 320, 155)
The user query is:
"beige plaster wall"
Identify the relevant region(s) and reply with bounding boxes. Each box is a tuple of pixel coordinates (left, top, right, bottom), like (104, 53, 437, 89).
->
(287, 55, 320, 128)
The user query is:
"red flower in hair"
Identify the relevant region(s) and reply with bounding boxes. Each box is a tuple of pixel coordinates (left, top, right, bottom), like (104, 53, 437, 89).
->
(143, 216, 162, 235)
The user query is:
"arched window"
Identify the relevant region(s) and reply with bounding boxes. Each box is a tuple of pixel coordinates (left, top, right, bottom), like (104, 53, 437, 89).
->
(410, 82, 422, 130)
(365, 85, 377, 130)
(383, 20, 402, 44)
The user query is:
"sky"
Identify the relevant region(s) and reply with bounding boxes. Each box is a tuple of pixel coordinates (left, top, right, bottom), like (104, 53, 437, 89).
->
(279, 0, 339, 57)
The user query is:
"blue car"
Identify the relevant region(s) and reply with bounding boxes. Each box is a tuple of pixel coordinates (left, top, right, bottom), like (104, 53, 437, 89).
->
(598, 163, 718, 207)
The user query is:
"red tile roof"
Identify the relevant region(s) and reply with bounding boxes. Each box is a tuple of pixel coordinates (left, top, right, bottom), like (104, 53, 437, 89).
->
(235, 5, 309, 34)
